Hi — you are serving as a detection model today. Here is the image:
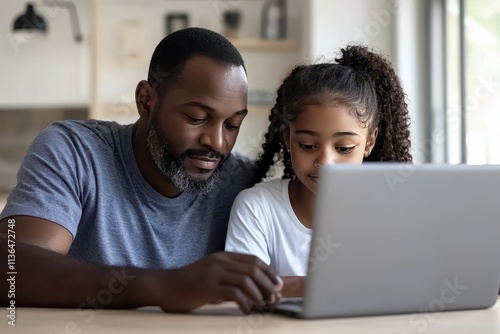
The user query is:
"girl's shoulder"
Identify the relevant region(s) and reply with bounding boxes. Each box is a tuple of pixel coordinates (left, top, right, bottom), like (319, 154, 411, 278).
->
(234, 178, 290, 206)
(245, 178, 289, 195)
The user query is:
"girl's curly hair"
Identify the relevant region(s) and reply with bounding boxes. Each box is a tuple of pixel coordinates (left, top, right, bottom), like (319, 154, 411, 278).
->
(254, 45, 412, 183)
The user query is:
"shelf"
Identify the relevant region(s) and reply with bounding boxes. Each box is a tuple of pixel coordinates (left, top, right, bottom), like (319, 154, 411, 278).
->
(0, 103, 88, 110)
(228, 38, 298, 52)
(248, 104, 272, 114)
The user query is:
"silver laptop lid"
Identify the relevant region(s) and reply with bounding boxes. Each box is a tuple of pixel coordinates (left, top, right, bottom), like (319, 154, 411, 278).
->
(303, 164, 500, 318)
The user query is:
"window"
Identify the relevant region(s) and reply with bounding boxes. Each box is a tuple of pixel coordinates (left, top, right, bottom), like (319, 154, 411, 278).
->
(446, 0, 500, 164)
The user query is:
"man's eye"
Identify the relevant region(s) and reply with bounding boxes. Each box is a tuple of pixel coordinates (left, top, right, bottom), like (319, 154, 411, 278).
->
(336, 146, 355, 154)
(225, 123, 239, 131)
(187, 116, 205, 124)
(299, 144, 316, 151)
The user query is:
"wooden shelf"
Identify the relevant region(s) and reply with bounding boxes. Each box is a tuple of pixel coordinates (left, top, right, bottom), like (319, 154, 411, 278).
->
(228, 38, 298, 52)
(248, 104, 272, 114)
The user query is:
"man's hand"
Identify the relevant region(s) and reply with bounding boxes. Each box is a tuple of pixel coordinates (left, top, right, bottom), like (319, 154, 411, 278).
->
(157, 252, 283, 313)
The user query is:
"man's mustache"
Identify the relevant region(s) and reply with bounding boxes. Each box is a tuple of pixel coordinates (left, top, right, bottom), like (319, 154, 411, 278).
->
(180, 149, 225, 161)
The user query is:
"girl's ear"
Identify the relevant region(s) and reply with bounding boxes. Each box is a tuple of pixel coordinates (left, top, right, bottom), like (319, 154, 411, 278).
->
(281, 126, 291, 151)
(364, 128, 379, 157)
(135, 80, 159, 118)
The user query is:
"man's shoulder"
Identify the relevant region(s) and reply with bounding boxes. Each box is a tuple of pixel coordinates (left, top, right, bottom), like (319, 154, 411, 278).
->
(225, 152, 256, 169)
(44, 119, 129, 140)
(221, 152, 258, 186)
(34, 119, 133, 153)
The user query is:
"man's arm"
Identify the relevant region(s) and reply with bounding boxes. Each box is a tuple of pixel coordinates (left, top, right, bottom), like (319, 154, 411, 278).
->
(0, 217, 282, 313)
(0, 216, 73, 254)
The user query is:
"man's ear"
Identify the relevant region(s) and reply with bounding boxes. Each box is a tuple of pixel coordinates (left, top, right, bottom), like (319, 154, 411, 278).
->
(364, 128, 379, 157)
(135, 80, 158, 118)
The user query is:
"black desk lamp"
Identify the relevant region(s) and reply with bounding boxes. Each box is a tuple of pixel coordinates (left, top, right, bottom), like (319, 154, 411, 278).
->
(12, 1, 83, 43)
(13, 3, 47, 33)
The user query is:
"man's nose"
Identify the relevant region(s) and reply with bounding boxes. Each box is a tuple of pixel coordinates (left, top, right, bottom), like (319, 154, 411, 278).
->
(199, 124, 224, 152)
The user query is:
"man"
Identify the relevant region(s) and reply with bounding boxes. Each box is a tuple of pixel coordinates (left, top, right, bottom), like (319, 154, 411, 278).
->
(0, 27, 282, 313)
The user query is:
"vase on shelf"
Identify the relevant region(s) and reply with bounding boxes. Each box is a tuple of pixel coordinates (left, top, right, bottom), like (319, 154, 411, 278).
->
(260, 0, 286, 40)
(222, 10, 242, 39)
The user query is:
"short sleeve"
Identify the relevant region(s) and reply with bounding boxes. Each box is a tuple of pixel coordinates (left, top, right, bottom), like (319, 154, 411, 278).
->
(225, 189, 270, 264)
(0, 124, 88, 238)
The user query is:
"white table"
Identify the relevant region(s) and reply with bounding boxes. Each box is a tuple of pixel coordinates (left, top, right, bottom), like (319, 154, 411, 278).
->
(2, 298, 500, 333)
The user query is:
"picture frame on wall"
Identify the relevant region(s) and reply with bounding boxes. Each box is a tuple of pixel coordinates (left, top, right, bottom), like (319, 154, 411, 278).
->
(166, 13, 189, 35)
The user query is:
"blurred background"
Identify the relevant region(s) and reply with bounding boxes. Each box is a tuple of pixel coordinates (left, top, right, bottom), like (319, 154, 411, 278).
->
(1, 0, 499, 208)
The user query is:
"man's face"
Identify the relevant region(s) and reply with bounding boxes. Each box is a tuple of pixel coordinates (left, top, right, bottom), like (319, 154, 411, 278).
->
(147, 56, 248, 194)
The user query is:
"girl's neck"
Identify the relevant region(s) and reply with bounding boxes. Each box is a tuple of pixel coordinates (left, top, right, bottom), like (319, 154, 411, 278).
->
(288, 177, 315, 229)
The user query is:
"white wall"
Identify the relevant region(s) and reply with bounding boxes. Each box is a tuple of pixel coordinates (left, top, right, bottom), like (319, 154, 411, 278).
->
(0, 0, 303, 108)
(305, 0, 427, 162)
(97, 0, 303, 104)
(94, 0, 304, 158)
(0, 0, 427, 161)
(306, 0, 395, 60)
(0, 0, 90, 107)
(394, 0, 430, 163)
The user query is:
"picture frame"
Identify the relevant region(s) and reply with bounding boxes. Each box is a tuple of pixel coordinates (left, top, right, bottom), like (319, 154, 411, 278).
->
(166, 13, 189, 35)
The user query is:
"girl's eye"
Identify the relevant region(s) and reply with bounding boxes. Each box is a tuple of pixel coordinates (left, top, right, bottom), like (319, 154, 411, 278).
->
(299, 143, 317, 151)
(336, 146, 355, 154)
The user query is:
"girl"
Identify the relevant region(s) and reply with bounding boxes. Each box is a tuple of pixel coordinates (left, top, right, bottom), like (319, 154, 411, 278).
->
(225, 45, 412, 297)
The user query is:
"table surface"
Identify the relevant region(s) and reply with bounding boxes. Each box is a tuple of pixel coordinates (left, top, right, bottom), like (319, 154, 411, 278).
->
(2, 297, 500, 334)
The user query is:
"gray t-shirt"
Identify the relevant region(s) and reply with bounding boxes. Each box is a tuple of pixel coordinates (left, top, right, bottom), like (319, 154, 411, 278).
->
(0, 120, 256, 269)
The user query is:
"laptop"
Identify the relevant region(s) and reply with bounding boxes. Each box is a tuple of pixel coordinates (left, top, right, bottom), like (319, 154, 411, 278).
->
(275, 164, 500, 319)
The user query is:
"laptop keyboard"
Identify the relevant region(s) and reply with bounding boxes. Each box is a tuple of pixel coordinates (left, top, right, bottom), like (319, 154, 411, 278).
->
(279, 298, 304, 306)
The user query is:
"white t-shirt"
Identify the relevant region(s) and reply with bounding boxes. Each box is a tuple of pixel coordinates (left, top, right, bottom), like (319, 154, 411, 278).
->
(225, 178, 312, 276)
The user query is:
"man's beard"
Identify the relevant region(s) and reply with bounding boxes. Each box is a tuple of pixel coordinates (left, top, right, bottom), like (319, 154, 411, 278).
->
(146, 117, 226, 195)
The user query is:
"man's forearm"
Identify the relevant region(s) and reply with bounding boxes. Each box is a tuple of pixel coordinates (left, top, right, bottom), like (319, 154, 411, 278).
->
(0, 237, 160, 309)
(0, 236, 283, 313)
